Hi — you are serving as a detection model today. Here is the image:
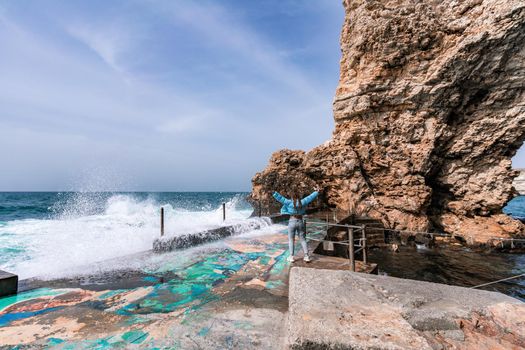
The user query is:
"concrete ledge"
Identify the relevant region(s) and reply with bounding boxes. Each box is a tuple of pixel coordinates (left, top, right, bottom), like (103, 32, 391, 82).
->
(287, 267, 525, 349)
(153, 218, 271, 252)
(0, 270, 18, 297)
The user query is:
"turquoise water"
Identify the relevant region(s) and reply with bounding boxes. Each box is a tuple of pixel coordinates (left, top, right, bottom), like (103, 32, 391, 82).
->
(0, 192, 254, 279)
(1, 193, 524, 295)
(504, 195, 525, 219)
(0, 192, 252, 221)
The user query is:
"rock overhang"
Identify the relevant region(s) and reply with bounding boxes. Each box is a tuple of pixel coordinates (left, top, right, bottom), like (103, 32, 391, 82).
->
(251, 0, 525, 242)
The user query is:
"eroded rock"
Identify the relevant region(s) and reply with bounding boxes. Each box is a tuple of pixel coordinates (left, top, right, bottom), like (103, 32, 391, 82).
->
(251, 0, 525, 242)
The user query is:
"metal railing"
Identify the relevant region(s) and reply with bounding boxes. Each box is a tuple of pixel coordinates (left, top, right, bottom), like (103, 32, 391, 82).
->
(160, 203, 229, 237)
(304, 218, 368, 272)
(382, 227, 525, 249)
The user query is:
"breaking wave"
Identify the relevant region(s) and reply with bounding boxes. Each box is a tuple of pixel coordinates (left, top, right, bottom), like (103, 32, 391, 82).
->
(0, 193, 272, 279)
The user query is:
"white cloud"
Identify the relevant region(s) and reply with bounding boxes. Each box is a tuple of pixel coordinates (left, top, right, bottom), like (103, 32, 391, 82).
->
(147, 0, 321, 101)
(67, 24, 128, 75)
(0, 12, 217, 137)
(0, 1, 340, 190)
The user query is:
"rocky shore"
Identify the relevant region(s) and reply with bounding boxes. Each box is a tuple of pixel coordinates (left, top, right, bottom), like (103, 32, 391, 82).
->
(251, 0, 525, 243)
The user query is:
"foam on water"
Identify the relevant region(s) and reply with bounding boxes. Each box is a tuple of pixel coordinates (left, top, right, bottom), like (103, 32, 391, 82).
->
(0, 193, 272, 279)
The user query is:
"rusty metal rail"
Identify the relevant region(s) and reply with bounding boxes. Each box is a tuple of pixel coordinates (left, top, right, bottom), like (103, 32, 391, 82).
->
(305, 219, 368, 272)
(306, 219, 364, 230)
(383, 227, 525, 249)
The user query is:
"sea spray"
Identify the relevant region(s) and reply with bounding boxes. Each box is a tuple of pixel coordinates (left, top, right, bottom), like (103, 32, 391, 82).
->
(153, 216, 273, 252)
(0, 192, 269, 280)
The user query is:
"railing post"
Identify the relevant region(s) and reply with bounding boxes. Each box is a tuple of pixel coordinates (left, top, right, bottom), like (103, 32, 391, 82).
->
(160, 207, 164, 237)
(348, 227, 355, 272)
(222, 202, 226, 221)
(362, 225, 367, 265)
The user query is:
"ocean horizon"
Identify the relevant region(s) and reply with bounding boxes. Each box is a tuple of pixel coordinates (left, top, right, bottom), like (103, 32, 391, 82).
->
(0, 191, 259, 280)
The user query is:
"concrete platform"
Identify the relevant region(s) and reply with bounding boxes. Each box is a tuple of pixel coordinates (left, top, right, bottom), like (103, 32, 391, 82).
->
(292, 253, 377, 274)
(0, 270, 18, 297)
(0, 231, 291, 348)
(287, 267, 525, 350)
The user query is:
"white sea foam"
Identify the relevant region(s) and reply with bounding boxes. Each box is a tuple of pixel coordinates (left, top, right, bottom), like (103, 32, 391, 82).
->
(53, 222, 286, 278)
(0, 194, 273, 279)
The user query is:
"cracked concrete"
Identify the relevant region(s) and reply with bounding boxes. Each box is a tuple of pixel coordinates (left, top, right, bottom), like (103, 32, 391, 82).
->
(287, 267, 525, 349)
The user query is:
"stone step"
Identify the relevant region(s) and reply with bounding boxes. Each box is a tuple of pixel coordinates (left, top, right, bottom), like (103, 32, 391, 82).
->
(0, 270, 18, 297)
(287, 268, 524, 349)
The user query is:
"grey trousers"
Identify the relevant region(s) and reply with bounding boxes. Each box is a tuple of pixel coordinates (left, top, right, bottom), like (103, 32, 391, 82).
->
(288, 218, 308, 257)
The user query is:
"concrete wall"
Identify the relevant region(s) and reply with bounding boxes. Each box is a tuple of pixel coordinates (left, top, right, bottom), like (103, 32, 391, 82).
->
(287, 267, 524, 349)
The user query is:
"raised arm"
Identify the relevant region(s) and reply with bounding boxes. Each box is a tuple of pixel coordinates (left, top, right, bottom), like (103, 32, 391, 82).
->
(301, 191, 319, 206)
(273, 191, 291, 205)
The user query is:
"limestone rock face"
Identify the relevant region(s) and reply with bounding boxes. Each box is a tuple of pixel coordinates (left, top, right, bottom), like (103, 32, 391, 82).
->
(514, 169, 525, 195)
(251, 0, 525, 242)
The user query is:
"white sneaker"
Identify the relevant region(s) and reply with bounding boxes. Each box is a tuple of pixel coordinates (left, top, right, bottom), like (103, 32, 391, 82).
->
(287, 255, 295, 263)
(304, 255, 311, 263)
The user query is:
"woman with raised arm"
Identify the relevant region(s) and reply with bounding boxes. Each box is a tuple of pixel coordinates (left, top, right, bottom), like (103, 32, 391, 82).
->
(273, 187, 319, 263)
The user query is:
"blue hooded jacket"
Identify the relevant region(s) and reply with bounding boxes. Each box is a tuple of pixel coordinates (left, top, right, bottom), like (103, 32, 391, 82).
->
(273, 191, 318, 215)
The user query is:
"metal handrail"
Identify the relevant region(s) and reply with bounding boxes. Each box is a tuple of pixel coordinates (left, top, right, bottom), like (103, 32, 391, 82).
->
(305, 218, 364, 230)
(306, 237, 365, 246)
(383, 228, 525, 243)
(304, 218, 368, 271)
(261, 206, 525, 247)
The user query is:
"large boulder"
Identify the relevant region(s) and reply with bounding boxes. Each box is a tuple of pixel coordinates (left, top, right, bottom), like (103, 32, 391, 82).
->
(251, 0, 525, 242)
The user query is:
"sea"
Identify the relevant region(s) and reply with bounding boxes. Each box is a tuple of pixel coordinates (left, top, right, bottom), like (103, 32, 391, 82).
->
(503, 194, 525, 219)
(0, 192, 524, 300)
(370, 195, 525, 301)
(0, 192, 259, 280)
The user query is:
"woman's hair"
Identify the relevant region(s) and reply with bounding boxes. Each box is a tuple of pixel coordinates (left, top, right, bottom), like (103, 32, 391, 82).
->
(290, 188, 302, 210)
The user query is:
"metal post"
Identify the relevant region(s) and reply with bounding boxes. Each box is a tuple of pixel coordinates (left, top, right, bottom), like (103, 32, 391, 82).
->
(362, 225, 367, 265)
(160, 207, 164, 237)
(222, 202, 226, 221)
(348, 227, 355, 271)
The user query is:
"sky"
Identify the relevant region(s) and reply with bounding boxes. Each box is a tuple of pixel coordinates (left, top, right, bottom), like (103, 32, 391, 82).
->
(0, 0, 345, 191)
(0, 1, 523, 192)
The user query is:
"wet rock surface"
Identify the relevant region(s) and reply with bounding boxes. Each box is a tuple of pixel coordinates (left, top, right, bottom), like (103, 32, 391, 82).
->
(251, 0, 525, 242)
(0, 232, 292, 349)
(287, 267, 525, 350)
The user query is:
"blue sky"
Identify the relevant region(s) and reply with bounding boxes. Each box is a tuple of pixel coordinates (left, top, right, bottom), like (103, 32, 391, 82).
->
(0, 1, 523, 191)
(0, 0, 344, 191)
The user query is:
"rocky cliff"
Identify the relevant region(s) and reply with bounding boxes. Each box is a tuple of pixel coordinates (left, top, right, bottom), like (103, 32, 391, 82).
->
(514, 169, 525, 195)
(251, 0, 525, 243)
